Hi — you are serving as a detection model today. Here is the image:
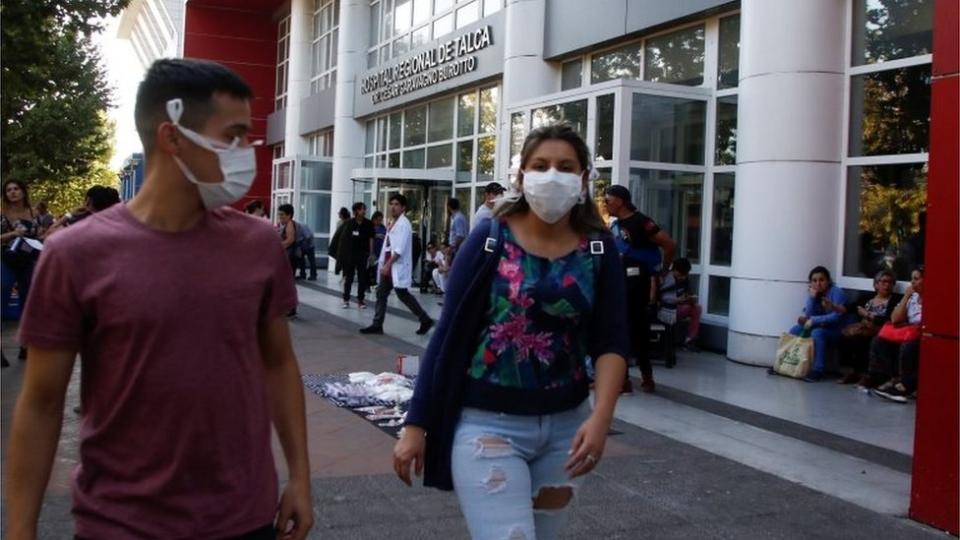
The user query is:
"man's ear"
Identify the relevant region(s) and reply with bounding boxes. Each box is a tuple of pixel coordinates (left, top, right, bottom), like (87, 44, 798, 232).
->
(155, 122, 181, 155)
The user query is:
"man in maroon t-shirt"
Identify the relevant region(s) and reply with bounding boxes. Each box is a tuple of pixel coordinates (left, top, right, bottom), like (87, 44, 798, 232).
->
(6, 59, 313, 540)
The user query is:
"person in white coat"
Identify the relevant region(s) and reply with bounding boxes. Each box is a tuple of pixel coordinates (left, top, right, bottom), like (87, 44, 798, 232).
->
(361, 193, 434, 336)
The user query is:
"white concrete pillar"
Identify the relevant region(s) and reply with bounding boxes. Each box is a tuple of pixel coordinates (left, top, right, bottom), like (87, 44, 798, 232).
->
(330, 0, 369, 246)
(284, 0, 312, 157)
(726, 0, 847, 365)
(499, 0, 558, 168)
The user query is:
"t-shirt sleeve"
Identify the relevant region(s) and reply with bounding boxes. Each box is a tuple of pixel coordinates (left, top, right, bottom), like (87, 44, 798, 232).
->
(641, 216, 661, 238)
(260, 240, 299, 323)
(18, 239, 84, 352)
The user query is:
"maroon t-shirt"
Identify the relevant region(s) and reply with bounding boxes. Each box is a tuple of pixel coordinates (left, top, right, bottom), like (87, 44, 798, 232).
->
(19, 204, 298, 539)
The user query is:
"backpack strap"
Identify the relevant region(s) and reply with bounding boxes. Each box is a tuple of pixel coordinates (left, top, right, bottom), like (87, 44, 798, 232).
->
(483, 218, 500, 254)
(587, 232, 605, 277)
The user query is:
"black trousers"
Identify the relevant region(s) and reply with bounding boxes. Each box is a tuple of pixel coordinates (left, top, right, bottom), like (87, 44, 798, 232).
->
(839, 333, 874, 373)
(298, 247, 317, 279)
(372, 276, 430, 328)
(625, 269, 653, 380)
(342, 255, 370, 302)
(869, 336, 921, 392)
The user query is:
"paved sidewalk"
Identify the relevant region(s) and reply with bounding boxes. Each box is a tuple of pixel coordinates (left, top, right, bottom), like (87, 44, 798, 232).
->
(2, 306, 946, 539)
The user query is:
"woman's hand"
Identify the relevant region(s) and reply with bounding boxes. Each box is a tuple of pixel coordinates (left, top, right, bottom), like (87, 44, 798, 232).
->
(903, 285, 914, 298)
(857, 306, 869, 319)
(797, 315, 808, 326)
(565, 412, 611, 478)
(804, 318, 814, 330)
(393, 426, 426, 486)
(808, 286, 818, 298)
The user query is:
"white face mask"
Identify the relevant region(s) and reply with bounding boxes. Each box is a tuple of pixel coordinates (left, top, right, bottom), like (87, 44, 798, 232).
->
(521, 168, 585, 224)
(166, 98, 259, 209)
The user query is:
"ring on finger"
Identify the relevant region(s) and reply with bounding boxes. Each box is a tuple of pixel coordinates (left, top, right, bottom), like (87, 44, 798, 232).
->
(585, 454, 598, 464)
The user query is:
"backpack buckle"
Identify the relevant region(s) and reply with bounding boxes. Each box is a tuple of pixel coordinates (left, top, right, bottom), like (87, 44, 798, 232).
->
(484, 237, 497, 253)
(590, 240, 605, 255)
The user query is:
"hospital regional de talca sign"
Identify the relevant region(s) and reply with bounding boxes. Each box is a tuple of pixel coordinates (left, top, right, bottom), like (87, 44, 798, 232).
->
(360, 26, 493, 105)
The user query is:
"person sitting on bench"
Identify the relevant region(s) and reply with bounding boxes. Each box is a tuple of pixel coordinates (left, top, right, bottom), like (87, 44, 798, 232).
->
(657, 258, 702, 350)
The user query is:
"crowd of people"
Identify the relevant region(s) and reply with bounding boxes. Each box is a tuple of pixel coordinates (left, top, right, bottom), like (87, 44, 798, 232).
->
(776, 264, 925, 404)
(1, 181, 120, 367)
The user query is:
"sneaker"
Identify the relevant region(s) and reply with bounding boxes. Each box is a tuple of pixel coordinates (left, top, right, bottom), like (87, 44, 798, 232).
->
(358, 301, 367, 310)
(341, 301, 350, 309)
(416, 319, 435, 335)
(875, 379, 897, 393)
(802, 371, 824, 383)
(856, 374, 875, 390)
(873, 386, 908, 404)
(640, 379, 656, 393)
(286, 309, 297, 319)
(620, 378, 634, 395)
(838, 372, 861, 385)
(359, 325, 384, 335)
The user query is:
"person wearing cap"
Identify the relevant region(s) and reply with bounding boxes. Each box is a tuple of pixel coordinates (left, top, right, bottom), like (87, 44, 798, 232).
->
(471, 181, 506, 229)
(604, 184, 676, 393)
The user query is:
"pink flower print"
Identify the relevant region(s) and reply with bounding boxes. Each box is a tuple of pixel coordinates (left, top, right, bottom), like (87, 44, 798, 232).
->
(515, 293, 534, 309)
(482, 349, 498, 366)
(498, 258, 524, 301)
(504, 241, 522, 260)
(489, 313, 529, 354)
(518, 332, 554, 365)
(562, 274, 577, 289)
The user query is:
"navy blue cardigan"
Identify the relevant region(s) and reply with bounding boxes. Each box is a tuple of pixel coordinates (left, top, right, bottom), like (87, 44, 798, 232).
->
(405, 218, 630, 491)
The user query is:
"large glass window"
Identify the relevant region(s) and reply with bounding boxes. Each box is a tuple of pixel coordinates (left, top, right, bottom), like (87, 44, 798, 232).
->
(456, 140, 473, 182)
(426, 143, 452, 168)
(710, 173, 735, 266)
(852, 0, 933, 66)
(388, 112, 403, 149)
(510, 111, 526, 169)
(629, 169, 703, 263)
(595, 94, 615, 162)
(715, 95, 738, 165)
(643, 25, 705, 86)
(301, 160, 333, 190)
(275, 16, 291, 110)
(848, 65, 931, 157)
(630, 94, 706, 164)
(458, 93, 476, 136)
(562, 59, 583, 90)
(428, 97, 455, 142)
(456, 0, 480, 28)
(591, 43, 641, 84)
(844, 163, 927, 280)
(310, 0, 340, 94)
(479, 87, 499, 134)
(532, 100, 587, 139)
(708, 276, 730, 316)
(477, 136, 495, 182)
(404, 105, 427, 146)
(717, 15, 740, 89)
(300, 192, 332, 238)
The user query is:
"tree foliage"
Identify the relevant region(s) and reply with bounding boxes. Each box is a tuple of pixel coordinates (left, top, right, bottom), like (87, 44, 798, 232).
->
(1, 0, 129, 183)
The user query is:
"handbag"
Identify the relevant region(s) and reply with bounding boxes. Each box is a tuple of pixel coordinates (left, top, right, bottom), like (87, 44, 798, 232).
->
(842, 320, 878, 338)
(773, 331, 813, 379)
(877, 322, 921, 344)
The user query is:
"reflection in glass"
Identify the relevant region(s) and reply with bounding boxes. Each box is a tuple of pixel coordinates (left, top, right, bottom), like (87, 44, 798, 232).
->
(428, 97, 455, 142)
(404, 105, 427, 146)
(403, 148, 425, 168)
(276, 161, 292, 189)
(426, 144, 452, 168)
(595, 94, 615, 162)
(629, 168, 703, 262)
(300, 192, 332, 235)
(411, 25, 430, 48)
(365, 120, 375, 154)
(532, 100, 587, 140)
(849, 64, 931, 156)
(593, 168, 612, 223)
(562, 59, 582, 90)
(591, 43, 641, 84)
(393, 34, 410, 58)
(413, 0, 431, 24)
(479, 87, 499, 134)
(457, 0, 480, 28)
(844, 163, 926, 280)
(717, 15, 740, 89)
(458, 93, 476, 136)
(301, 161, 333, 190)
(457, 140, 474, 182)
(708, 276, 730, 316)
(433, 13, 454, 38)
(388, 152, 401, 168)
(630, 94, 705, 165)
(389, 113, 402, 149)
(715, 95, 738, 165)
(395, 0, 413, 33)
(483, 0, 501, 17)
(852, 0, 933, 65)
(478, 136, 495, 182)
(644, 25, 705, 86)
(377, 118, 388, 152)
(710, 173, 735, 266)
(434, 0, 455, 14)
(510, 112, 526, 169)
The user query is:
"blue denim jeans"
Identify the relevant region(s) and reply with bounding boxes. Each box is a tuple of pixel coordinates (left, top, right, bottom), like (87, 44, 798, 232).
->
(451, 401, 592, 540)
(789, 324, 841, 375)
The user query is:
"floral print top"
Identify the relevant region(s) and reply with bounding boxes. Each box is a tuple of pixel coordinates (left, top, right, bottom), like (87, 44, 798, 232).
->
(467, 227, 595, 390)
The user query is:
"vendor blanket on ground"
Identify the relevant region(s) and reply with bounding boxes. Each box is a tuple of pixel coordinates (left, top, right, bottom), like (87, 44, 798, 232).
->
(302, 372, 413, 438)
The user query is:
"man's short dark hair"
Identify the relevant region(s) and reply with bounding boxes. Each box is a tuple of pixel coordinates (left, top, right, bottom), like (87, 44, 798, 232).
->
(352, 202, 366, 213)
(673, 258, 692, 275)
(484, 182, 505, 194)
(278, 203, 294, 217)
(134, 59, 253, 154)
(447, 198, 460, 211)
(389, 193, 408, 208)
(371, 211, 384, 221)
(86, 185, 120, 212)
(244, 199, 264, 213)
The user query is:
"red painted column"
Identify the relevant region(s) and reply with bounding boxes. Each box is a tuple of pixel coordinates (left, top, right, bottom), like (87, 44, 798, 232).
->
(182, 2, 279, 212)
(910, 0, 959, 534)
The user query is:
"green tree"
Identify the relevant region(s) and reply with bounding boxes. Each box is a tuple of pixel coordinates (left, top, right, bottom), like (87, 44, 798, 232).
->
(1, 0, 129, 183)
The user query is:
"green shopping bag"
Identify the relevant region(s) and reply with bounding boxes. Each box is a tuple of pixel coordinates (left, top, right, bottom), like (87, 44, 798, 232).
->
(773, 330, 813, 379)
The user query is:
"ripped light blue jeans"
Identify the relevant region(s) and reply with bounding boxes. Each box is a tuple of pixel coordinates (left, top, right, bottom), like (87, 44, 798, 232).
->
(451, 402, 592, 540)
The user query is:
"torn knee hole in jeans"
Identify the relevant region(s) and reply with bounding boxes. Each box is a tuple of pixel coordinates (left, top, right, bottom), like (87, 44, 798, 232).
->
(532, 485, 575, 511)
(482, 466, 508, 493)
(505, 526, 528, 540)
(473, 435, 514, 458)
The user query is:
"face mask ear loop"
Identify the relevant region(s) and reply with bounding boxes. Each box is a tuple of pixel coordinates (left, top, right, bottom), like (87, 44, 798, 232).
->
(166, 98, 184, 125)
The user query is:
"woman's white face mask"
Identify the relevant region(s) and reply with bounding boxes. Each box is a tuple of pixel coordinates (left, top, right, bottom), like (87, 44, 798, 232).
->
(520, 168, 584, 224)
(166, 98, 260, 209)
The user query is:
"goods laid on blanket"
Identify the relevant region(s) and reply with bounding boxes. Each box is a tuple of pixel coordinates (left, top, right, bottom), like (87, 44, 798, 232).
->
(302, 372, 413, 428)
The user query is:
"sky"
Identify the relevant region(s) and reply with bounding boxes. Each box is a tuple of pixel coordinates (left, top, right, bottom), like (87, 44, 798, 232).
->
(94, 15, 144, 169)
